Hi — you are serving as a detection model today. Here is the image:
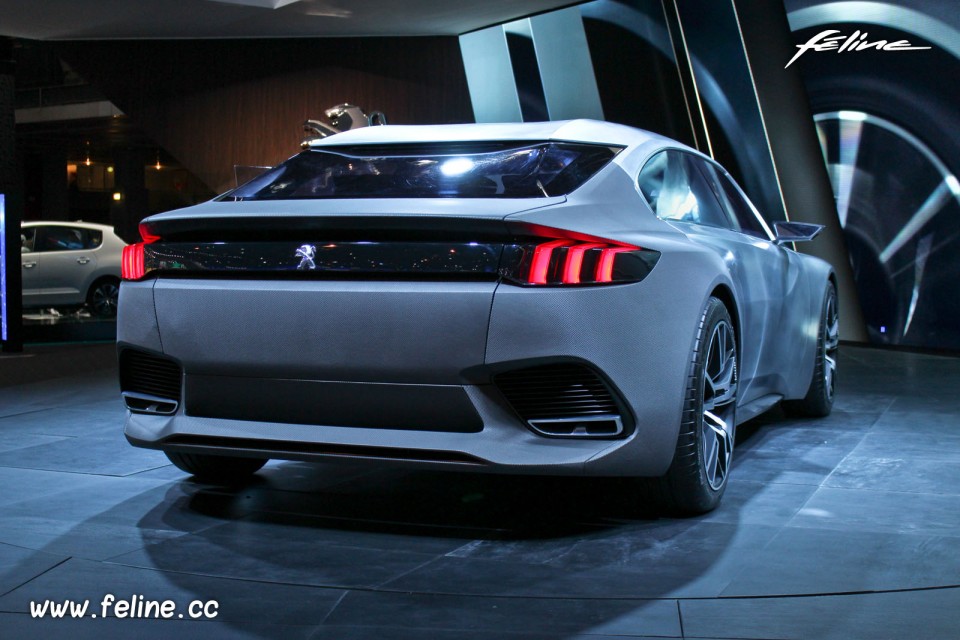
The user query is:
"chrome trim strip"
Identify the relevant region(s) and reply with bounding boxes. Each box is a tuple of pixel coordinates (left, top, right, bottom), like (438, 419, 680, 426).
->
(528, 414, 624, 438)
(122, 391, 179, 416)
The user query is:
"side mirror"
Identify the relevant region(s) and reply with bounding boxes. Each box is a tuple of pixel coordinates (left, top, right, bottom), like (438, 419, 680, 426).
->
(774, 221, 824, 245)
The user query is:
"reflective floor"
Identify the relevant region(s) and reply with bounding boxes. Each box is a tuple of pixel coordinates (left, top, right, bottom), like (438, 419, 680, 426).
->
(0, 344, 958, 639)
(20, 309, 117, 343)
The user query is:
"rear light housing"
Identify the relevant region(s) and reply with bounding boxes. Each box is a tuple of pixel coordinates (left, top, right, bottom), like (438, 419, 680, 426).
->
(118, 221, 659, 286)
(501, 235, 659, 286)
(121, 243, 146, 280)
(121, 223, 159, 281)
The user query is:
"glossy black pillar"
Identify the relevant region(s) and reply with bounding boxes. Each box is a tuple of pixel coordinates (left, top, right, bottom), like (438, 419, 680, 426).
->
(112, 147, 148, 243)
(0, 38, 22, 352)
(41, 146, 68, 221)
(729, 0, 866, 341)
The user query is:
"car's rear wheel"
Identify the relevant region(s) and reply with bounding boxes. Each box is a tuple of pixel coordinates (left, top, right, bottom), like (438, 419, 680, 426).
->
(165, 451, 267, 483)
(87, 277, 120, 317)
(642, 297, 737, 515)
(783, 281, 838, 418)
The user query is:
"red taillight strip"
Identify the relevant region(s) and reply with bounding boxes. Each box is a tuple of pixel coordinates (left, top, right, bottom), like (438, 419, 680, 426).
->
(562, 243, 605, 284)
(139, 223, 161, 244)
(121, 243, 146, 280)
(122, 225, 160, 281)
(524, 236, 641, 285)
(529, 239, 572, 284)
(595, 247, 635, 283)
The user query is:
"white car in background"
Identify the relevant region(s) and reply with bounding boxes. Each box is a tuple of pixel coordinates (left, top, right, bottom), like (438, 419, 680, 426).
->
(20, 221, 126, 316)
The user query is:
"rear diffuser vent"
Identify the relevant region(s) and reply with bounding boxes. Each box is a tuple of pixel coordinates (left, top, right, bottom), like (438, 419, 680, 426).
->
(494, 363, 625, 438)
(119, 349, 183, 414)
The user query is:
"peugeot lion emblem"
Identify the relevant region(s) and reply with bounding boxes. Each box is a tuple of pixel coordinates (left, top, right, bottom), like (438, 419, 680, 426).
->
(295, 244, 317, 270)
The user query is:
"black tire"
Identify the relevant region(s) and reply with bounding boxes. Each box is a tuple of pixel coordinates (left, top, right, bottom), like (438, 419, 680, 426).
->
(87, 277, 120, 317)
(641, 297, 738, 515)
(783, 281, 838, 418)
(165, 451, 267, 483)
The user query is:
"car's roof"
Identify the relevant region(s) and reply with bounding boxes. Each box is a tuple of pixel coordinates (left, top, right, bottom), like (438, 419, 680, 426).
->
(308, 119, 677, 152)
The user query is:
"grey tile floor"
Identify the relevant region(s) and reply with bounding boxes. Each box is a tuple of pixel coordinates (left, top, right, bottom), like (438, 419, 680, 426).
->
(0, 343, 958, 638)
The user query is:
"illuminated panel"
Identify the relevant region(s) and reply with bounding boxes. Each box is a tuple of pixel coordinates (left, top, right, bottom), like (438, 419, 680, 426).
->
(529, 239, 571, 284)
(561, 242, 603, 284)
(595, 247, 635, 283)
(121, 243, 146, 281)
(0, 194, 6, 342)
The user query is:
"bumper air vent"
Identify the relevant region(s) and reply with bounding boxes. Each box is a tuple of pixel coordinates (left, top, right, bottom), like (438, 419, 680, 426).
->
(119, 349, 183, 415)
(494, 363, 627, 438)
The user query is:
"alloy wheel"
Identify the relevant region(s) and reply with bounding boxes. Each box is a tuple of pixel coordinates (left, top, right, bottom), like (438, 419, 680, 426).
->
(701, 320, 737, 491)
(91, 282, 119, 316)
(823, 290, 839, 403)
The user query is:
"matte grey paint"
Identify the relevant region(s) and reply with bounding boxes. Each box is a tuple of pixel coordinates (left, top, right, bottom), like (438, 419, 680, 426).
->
(152, 280, 496, 384)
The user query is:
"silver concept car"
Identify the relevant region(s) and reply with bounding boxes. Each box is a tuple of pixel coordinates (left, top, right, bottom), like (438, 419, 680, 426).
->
(118, 120, 837, 513)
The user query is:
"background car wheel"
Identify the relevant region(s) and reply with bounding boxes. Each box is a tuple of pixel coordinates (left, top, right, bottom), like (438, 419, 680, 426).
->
(794, 20, 960, 349)
(87, 277, 120, 317)
(783, 281, 838, 418)
(165, 451, 267, 483)
(641, 297, 737, 515)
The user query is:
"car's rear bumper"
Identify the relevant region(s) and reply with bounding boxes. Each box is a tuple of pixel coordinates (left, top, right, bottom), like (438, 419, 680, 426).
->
(124, 392, 635, 476)
(118, 263, 706, 476)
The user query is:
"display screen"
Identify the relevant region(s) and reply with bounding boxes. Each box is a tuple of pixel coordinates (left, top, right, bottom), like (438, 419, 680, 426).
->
(0, 193, 6, 342)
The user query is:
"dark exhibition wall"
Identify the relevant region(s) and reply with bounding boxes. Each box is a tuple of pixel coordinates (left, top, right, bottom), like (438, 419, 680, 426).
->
(54, 37, 474, 196)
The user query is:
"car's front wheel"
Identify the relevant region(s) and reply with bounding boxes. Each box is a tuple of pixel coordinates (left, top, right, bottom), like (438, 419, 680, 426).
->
(165, 451, 267, 483)
(642, 296, 737, 515)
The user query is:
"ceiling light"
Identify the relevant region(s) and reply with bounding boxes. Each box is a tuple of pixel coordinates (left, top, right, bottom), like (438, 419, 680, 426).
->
(204, 0, 302, 9)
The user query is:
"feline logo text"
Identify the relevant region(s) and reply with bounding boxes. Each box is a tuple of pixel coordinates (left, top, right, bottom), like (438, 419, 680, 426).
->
(786, 29, 931, 68)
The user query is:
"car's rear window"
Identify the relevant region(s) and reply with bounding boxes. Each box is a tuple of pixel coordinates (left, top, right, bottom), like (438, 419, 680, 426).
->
(220, 142, 621, 200)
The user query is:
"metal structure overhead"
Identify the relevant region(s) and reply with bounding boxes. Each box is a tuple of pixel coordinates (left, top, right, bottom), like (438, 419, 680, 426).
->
(0, 0, 578, 39)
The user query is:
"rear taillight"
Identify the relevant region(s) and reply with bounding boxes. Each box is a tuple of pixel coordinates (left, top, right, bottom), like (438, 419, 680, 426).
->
(121, 243, 146, 280)
(121, 224, 159, 281)
(502, 236, 659, 286)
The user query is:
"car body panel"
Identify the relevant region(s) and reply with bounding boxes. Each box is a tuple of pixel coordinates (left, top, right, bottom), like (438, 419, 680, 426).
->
(152, 279, 496, 383)
(36, 248, 98, 300)
(20, 253, 42, 299)
(157, 194, 568, 222)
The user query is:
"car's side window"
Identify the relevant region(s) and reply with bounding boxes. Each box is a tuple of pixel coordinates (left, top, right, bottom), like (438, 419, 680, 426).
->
(637, 150, 732, 231)
(682, 155, 736, 230)
(85, 230, 103, 249)
(697, 161, 771, 240)
(637, 150, 671, 213)
(21, 227, 36, 252)
(37, 226, 86, 252)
